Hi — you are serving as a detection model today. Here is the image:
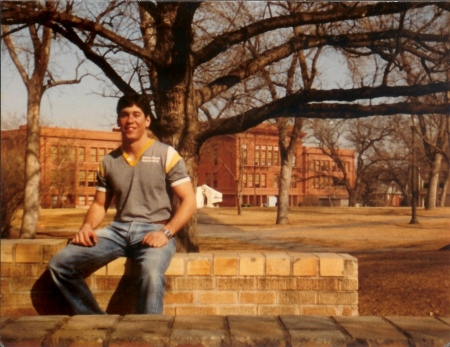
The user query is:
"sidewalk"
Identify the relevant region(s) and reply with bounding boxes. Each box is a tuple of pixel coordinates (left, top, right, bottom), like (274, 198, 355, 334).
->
(1, 315, 449, 346)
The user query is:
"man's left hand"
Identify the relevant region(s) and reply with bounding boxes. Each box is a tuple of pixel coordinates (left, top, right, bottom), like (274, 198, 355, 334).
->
(142, 231, 169, 248)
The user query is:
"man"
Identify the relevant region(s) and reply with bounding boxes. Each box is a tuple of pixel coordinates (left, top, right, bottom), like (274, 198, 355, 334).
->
(48, 94, 196, 314)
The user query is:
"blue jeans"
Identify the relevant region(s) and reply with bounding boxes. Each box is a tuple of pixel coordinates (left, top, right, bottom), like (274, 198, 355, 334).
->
(48, 221, 176, 315)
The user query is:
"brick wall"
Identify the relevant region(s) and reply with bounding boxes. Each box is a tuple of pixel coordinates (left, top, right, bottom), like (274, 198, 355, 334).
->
(1, 240, 358, 317)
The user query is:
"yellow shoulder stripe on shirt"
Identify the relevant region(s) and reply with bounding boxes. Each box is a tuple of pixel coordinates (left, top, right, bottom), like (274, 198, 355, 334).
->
(166, 146, 181, 173)
(122, 139, 155, 167)
(98, 162, 105, 178)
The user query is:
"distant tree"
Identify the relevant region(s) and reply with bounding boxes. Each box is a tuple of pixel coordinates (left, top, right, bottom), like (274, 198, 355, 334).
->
(309, 116, 396, 206)
(1, 125, 26, 238)
(367, 118, 415, 207)
(413, 113, 449, 209)
(47, 142, 77, 208)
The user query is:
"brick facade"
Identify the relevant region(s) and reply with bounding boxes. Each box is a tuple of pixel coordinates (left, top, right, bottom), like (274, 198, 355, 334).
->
(1, 125, 121, 208)
(198, 123, 355, 207)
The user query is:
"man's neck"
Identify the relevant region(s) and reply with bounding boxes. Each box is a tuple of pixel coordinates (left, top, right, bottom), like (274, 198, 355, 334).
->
(121, 136, 150, 160)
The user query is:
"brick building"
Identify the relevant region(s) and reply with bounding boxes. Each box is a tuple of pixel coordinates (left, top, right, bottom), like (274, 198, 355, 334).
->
(197, 123, 355, 207)
(2, 123, 354, 209)
(2, 125, 121, 208)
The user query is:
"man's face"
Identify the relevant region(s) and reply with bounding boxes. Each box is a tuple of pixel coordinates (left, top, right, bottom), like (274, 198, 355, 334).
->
(117, 104, 150, 143)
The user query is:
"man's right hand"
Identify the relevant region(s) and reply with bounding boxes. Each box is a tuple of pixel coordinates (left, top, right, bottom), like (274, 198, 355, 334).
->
(72, 225, 98, 247)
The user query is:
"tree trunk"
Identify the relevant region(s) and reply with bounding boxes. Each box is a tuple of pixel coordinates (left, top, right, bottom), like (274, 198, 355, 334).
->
(439, 169, 450, 207)
(175, 153, 200, 252)
(348, 189, 357, 207)
(20, 87, 42, 238)
(237, 190, 243, 216)
(277, 156, 293, 224)
(276, 117, 303, 225)
(425, 152, 442, 210)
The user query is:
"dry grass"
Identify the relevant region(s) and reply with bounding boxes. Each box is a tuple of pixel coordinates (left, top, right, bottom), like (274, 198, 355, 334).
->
(199, 206, 450, 251)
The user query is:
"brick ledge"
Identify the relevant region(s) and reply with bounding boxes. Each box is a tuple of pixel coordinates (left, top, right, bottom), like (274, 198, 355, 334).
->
(1, 315, 449, 346)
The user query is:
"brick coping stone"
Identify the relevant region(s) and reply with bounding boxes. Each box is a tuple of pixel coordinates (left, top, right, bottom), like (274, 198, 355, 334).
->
(1, 315, 449, 346)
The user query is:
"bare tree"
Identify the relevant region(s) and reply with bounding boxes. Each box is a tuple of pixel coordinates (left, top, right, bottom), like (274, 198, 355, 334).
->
(47, 141, 77, 208)
(309, 116, 396, 206)
(2, 11, 86, 238)
(413, 113, 449, 209)
(2, 1, 449, 249)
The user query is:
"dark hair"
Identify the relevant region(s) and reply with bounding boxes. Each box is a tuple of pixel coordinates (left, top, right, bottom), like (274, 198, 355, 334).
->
(116, 94, 151, 117)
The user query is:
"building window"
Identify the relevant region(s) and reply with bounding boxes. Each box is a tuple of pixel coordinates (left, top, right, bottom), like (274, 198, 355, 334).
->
(79, 170, 86, 187)
(213, 173, 218, 188)
(69, 147, 76, 161)
(248, 173, 253, 188)
(311, 160, 321, 171)
(88, 196, 95, 205)
(87, 170, 97, 187)
(90, 148, 97, 162)
(242, 144, 247, 165)
(78, 147, 85, 162)
(50, 170, 57, 188)
(79, 196, 86, 206)
(261, 174, 266, 188)
(274, 174, 279, 188)
(255, 145, 260, 166)
(51, 146, 58, 161)
(274, 147, 279, 166)
(99, 148, 106, 161)
(313, 177, 319, 189)
(267, 146, 272, 166)
(255, 173, 260, 188)
(344, 161, 350, 172)
(261, 146, 266, 166)
(291, 175, 297, 189)
(243, 173, 247, 188)
(213, 146, 218, 166)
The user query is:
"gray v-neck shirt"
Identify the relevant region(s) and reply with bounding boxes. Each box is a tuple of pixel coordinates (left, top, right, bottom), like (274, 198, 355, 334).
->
(97, 139, 191, 223)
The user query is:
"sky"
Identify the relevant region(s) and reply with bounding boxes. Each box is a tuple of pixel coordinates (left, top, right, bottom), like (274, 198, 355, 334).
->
(1, 55, 118, 131)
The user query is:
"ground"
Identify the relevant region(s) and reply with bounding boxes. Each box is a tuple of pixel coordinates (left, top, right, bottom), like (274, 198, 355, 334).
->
(10, 206, 450, 316)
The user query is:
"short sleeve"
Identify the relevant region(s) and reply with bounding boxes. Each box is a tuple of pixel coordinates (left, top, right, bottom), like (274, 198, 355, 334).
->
(96, 162, 108, 192)
(165, 146, 191, 187)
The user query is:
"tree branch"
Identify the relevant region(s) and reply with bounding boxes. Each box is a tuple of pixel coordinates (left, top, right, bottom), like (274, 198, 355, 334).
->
(200, 100, 449, 143)
(2, 1, 155, 63)
(1, 24, 30, 86)
(196, 30, 448, 106)
(49, 23, 137, 96)
(193, 2, 429, 67)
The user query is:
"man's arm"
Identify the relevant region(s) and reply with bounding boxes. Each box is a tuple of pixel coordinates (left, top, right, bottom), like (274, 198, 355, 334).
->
(142, 180, 196, 248)
(72, 190, 112, 247)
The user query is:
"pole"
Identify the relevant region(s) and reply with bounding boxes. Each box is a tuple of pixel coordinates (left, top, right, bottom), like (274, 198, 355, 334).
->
(410, 126, 419, 224)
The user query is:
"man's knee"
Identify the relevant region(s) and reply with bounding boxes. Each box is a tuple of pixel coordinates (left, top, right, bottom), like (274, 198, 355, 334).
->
(48, 251, 64, 273)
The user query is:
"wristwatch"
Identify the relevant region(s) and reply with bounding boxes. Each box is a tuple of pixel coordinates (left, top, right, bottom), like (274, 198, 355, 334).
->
(162, 228, 173, 239)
